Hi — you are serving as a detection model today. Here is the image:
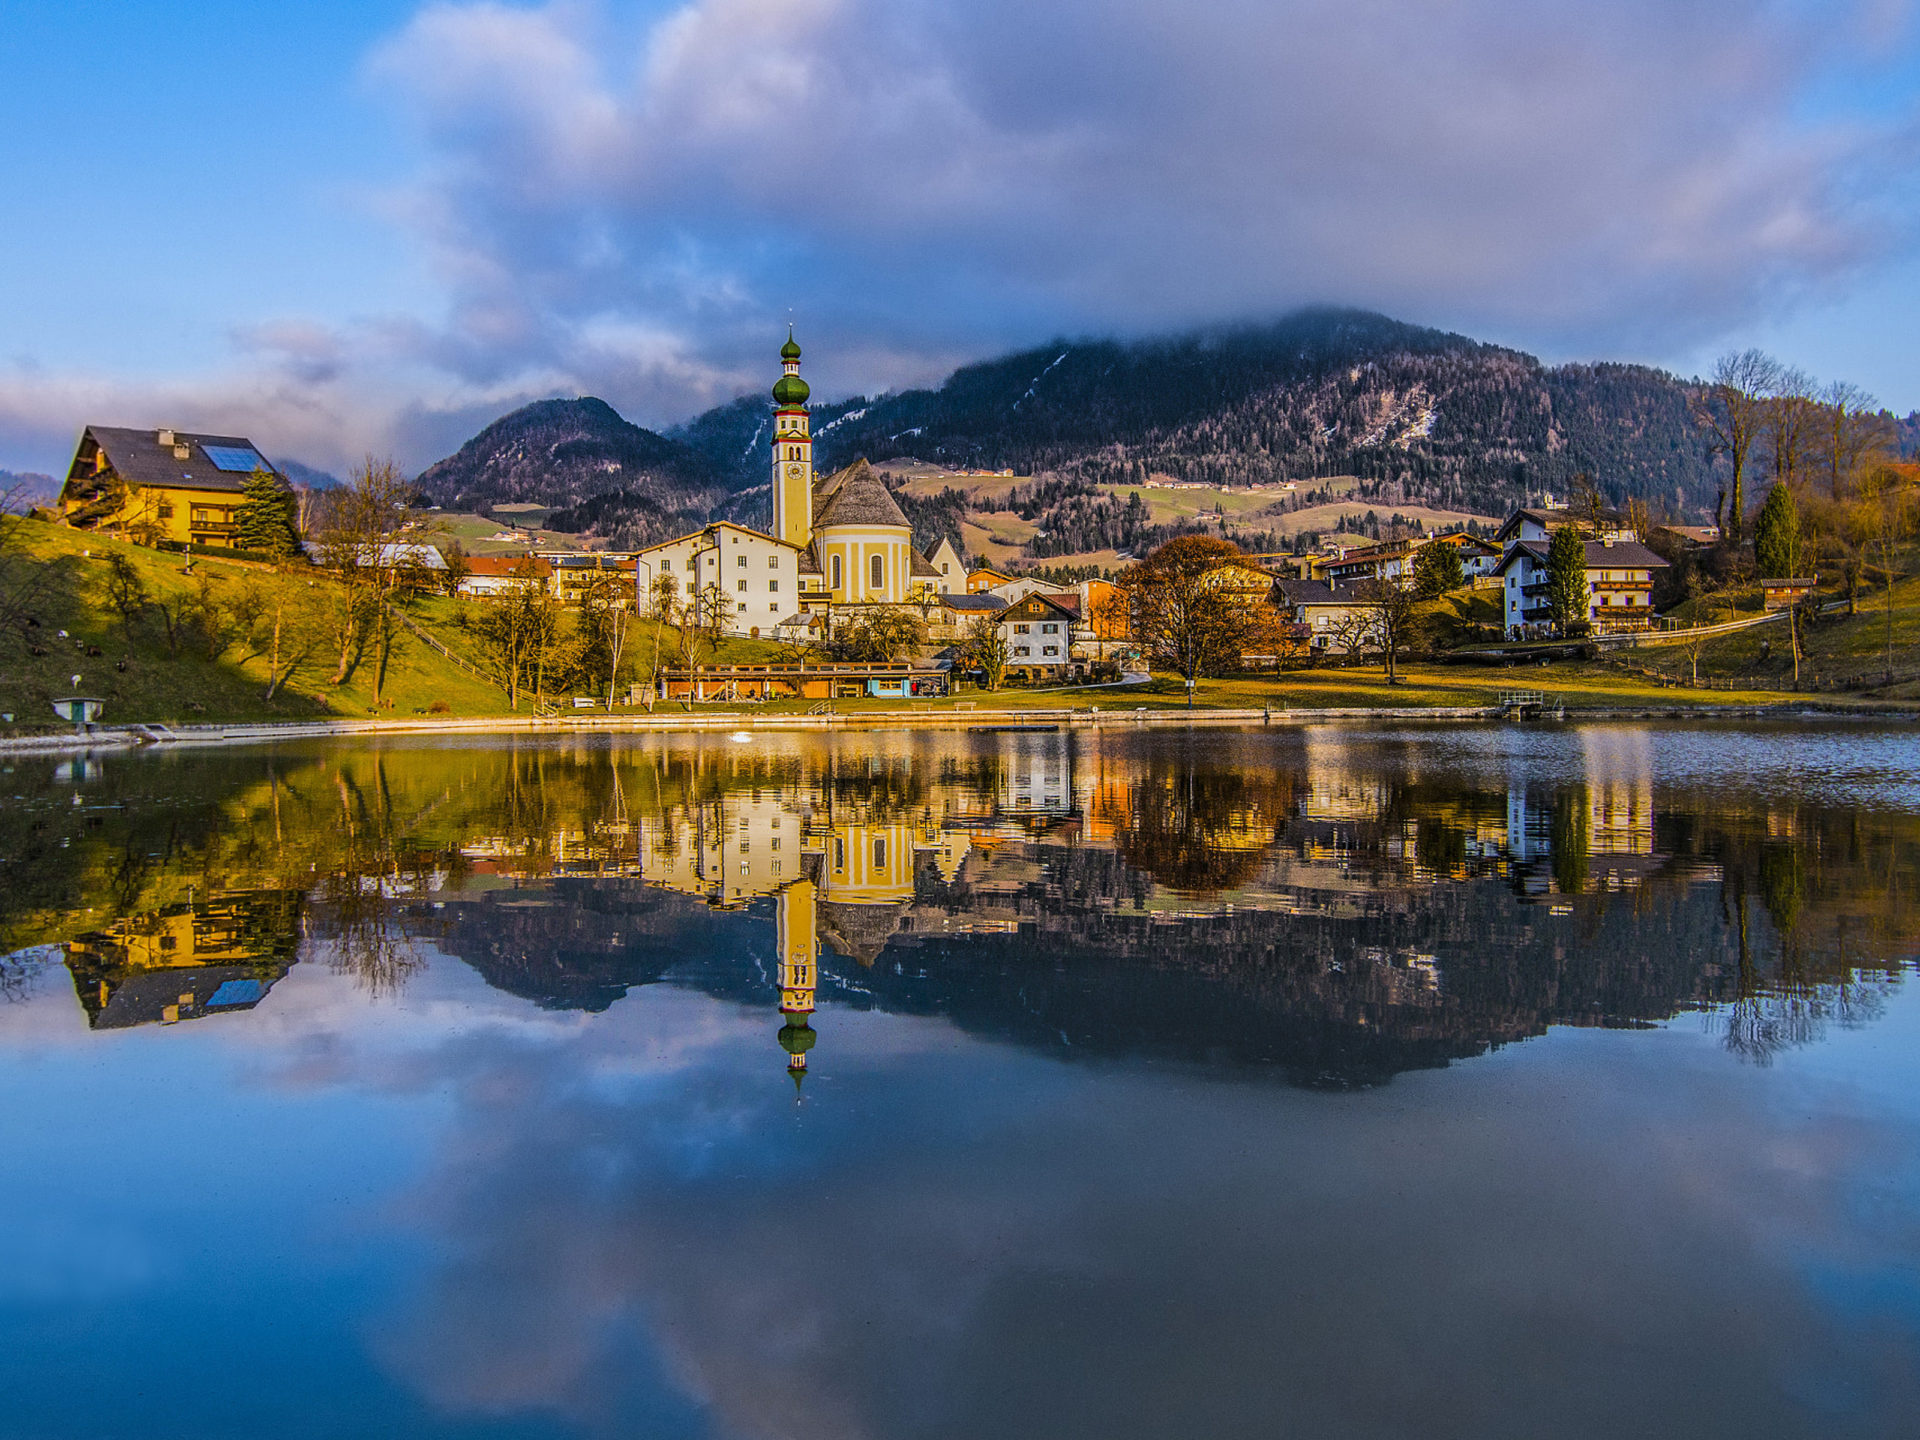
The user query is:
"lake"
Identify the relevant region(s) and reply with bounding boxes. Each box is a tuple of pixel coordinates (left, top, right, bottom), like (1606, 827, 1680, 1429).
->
(2, 722, 1918, 1439)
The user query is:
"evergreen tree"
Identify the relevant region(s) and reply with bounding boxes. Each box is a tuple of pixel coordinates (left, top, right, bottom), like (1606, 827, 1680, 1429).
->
(235, 468, 300, 558)
(1547, 525, 1590, 635)
(1412, 539, 1464, 598)
(1753, 482, 1802, 578)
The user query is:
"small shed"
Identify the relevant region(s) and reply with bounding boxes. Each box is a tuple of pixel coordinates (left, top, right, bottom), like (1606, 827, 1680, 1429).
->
(1761, 577, 1817, 611)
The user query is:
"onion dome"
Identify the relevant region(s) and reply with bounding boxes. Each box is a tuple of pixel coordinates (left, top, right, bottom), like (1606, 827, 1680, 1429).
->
(781, 330, 802, 361)
(778, 1020, 816, 1056)
(773, 372, 810, 406)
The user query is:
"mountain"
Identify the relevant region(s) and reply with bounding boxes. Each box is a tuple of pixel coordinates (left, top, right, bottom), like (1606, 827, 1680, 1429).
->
(273, 458, 342, 490)
(412, 397, 728, 546)
(673, 308, 1724, 521)
(1, 469, 59, 509)
(425, 310, 1759, 560)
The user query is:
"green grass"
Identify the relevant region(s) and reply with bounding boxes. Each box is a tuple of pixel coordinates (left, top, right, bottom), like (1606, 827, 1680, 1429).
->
(1633, 574, 1920, 699)
(664, 660, 1798, 717)
(0, 520, 512, 730)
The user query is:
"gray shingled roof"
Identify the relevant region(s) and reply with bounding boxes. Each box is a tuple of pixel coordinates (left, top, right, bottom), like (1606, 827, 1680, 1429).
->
(941, 592, 1008, 612)
(813, 458, 912, 530)
(1495, 539, 1669, 574)
(72, 425, 280, 496)
(1273, 578, 1345, 605)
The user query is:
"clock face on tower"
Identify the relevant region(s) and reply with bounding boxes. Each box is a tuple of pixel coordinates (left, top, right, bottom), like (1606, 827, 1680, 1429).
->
(785, 463, 804, 479)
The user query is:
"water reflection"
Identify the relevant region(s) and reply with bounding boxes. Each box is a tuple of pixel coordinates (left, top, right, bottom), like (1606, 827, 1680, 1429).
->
(4, 726, 1920, 1440)
(3, 725, 1914, 1079)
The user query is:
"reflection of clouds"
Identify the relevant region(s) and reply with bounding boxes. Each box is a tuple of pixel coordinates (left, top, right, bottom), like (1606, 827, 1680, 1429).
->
(365, 996, 1920, 1440)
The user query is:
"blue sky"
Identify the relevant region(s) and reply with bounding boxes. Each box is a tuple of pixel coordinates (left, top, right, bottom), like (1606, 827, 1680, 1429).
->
(2, 0, 1917, 476)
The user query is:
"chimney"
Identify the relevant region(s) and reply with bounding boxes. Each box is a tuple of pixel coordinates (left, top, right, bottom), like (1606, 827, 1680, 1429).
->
(156, 428, 175, 447)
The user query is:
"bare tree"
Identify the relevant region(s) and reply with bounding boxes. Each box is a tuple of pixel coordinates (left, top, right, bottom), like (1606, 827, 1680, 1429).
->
(1693, 350, 1781, 543)
(1355, 576, 1422, 684)
(311, 458, 417, 688)
(1816, 381, 1896, 501)
(1762, 367, 1819, 492)
(1854, 466, 1915, 675)
(959, 612, 1009, 690)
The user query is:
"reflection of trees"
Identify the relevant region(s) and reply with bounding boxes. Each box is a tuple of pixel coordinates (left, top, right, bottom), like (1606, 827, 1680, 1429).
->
(1114, 761, 1286, 895)
(309, 760, 444, 995)
(1550, 787, 1590, 896)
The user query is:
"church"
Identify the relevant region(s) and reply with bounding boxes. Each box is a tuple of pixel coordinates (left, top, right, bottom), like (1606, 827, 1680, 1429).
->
(632, 333, 946, 638)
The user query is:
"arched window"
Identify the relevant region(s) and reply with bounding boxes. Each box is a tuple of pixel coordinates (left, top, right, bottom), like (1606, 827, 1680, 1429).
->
(830, 554, 842, 590)
(871, 553, 884, 590)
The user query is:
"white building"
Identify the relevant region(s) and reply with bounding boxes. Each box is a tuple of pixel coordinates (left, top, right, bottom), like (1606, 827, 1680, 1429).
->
(630, 333, 944, 638)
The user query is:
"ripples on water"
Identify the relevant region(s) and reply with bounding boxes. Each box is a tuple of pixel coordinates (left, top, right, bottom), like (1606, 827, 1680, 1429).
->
(1, 721, 1918, 1439)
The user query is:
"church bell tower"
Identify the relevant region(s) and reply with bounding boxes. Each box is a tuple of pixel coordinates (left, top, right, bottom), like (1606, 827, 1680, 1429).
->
(771, 330, 813, 548)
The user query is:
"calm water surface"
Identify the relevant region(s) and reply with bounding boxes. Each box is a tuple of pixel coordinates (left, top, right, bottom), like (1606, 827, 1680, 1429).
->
(2, 723, 1918, 1439)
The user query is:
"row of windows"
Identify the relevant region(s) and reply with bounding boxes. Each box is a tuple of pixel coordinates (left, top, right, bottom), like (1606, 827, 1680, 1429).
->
(1011, 646, 1063, 657)
(1010, 622, 1062, 634)
(735, 579, 782, 592)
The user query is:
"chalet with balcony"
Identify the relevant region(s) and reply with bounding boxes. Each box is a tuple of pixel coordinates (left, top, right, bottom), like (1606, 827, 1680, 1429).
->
(1495, 536, 1668, 636)
(57, 426, 284, 547)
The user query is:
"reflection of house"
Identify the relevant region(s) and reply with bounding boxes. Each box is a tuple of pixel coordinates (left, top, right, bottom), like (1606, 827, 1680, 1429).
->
(57, 426, 284, 547)
(63, 889, 302, 1029)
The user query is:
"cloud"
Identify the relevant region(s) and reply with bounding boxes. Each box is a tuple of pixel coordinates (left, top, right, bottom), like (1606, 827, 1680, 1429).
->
(364, 0, 1919, 390)
(2, 0, 1914, 475)
(362, 995, 1920, 1440)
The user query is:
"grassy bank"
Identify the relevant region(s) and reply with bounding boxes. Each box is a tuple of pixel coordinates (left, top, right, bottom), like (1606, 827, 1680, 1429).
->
(0, 520, 510, 729)
(9, 516, 1914, 732)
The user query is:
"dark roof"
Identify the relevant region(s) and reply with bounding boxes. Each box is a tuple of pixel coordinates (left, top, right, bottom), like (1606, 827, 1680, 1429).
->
(941, 592, 1008, 612)
(1495, 508, 1570, 540)
(73, 425, 280, 496)
(818, 901, 906, 965)
(813, 458, 912, 530)
(1273, 578, 1349, 606)
(910, 549, 941, 577)
(89, 964, 281, 1030)
(1002, 591, 1079, 623)
(1494, 539, 1668, 574)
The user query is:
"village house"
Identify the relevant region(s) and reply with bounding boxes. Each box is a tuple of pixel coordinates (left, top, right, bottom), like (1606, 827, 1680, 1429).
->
(1495, 534, 1668, 636)
(56, 426, 284, 548)
(1322, 540, 1416, 588)
(1427, 530, 1503, 580)
(999, 591, 1080, 678)
(1272, 577, 1381, 652)
(923, 590, 1007, 643)
(928, 538, 966, 586)
(541, 550, 639, 605)
(456, 554, 553, 598)
(966, 565, 1016, 593)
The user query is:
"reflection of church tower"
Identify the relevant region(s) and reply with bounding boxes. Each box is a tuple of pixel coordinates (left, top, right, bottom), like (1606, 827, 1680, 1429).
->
(776, 877, 819, 1092)
(771, 331, 813, 549)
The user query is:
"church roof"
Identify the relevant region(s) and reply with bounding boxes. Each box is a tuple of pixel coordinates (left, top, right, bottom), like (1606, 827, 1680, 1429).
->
(910, 549, 941, 577)
(818, 900, 907, 966)
(813, 458, 912, 530)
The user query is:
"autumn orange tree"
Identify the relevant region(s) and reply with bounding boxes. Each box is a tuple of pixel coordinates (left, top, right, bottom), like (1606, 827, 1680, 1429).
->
(1114, 535, 1274, 701)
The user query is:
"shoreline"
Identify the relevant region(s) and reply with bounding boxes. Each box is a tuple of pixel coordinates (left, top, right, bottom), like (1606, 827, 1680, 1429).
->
(4, 700, 1916, 755)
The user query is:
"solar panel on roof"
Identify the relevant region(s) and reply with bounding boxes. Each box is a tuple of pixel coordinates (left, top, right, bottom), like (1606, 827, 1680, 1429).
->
(203, 445, 268, 473)
(206, 979, 264, 1008)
